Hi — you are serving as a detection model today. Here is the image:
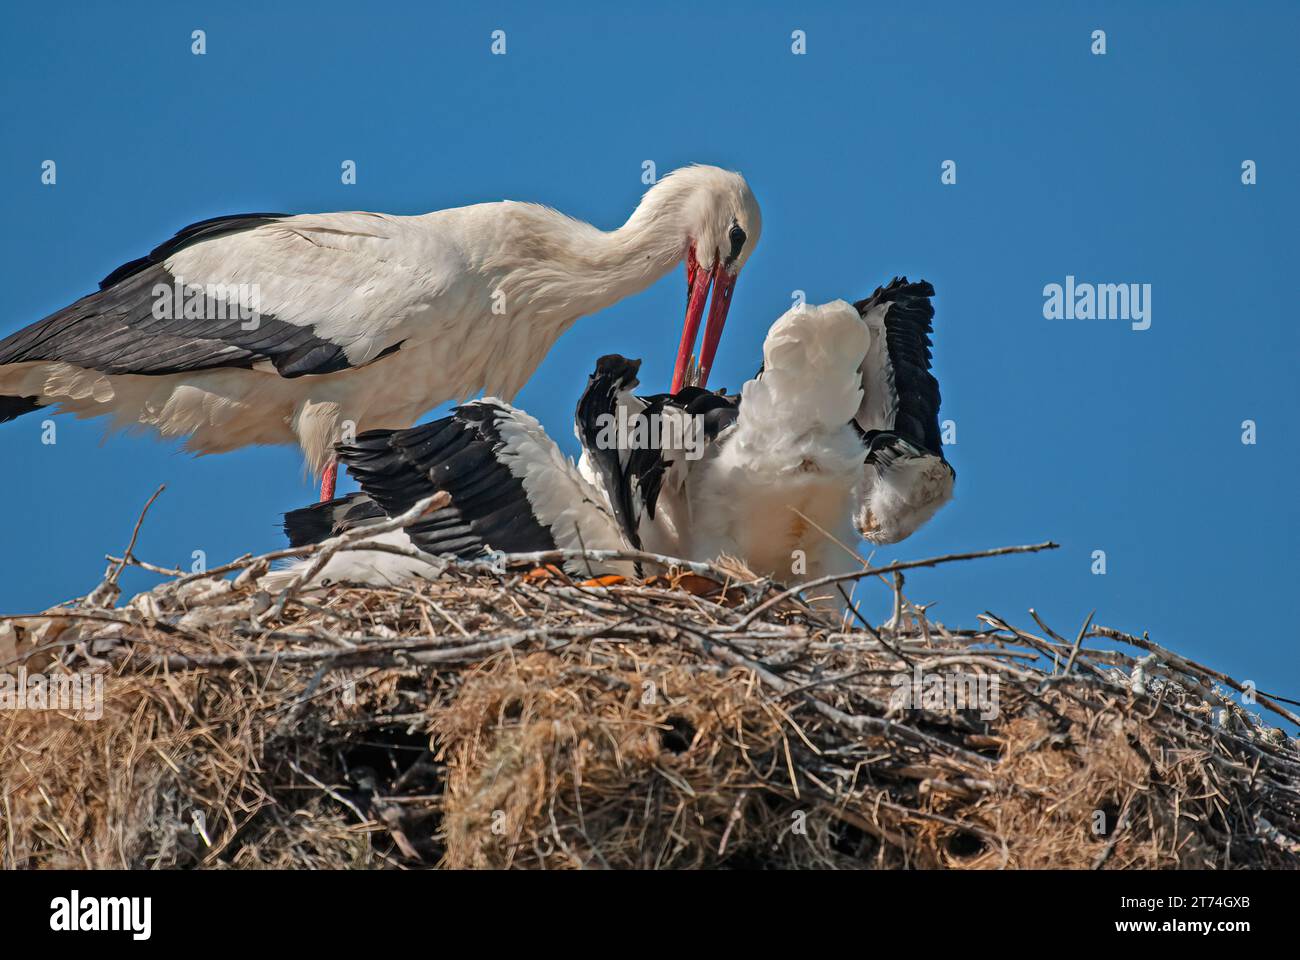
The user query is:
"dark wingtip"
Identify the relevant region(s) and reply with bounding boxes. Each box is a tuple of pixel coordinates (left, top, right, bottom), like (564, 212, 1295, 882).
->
(854, 277, 936, 316)
(0, 395, 41, 423)
(282, 503, 336, 548)
(340, 427, 400, 451)
(282, 492, 384, 548)
(592, 354, 642, 387)
(282, 499, 349, 548)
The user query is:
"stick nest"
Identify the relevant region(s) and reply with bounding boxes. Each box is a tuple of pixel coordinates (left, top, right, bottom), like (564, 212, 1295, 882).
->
(3, 538, 1298, 870)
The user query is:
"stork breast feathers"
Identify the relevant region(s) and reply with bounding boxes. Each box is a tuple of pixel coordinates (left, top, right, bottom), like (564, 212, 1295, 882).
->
(745, 300, 869, 431)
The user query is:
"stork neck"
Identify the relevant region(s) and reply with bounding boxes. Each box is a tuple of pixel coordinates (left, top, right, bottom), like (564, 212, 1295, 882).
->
(579, 209, 688, 312)
(498, 186, 692, 326)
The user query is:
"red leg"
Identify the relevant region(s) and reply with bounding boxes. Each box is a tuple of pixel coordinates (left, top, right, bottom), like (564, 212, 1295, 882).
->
(319, 460, 338, 502)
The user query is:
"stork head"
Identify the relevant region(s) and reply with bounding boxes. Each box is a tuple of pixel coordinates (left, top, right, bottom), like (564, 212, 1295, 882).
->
(661, 166, 761, 392)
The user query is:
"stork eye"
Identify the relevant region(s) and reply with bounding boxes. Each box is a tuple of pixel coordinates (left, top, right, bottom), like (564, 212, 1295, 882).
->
(727, 225, 746, 261)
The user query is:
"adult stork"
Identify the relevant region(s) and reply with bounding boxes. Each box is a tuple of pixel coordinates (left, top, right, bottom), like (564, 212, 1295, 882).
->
(267, 289, 952, 599)
(0, 164, 760, 499)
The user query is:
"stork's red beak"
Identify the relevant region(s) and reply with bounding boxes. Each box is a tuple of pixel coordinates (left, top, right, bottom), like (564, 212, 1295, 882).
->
(670, 245, 739, 392)
(697, 266, 735, 389)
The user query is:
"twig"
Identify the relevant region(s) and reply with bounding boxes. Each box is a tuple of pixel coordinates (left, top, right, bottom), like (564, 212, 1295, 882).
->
(87, 484, 166, 607)
(1062, 609, 1094, 677)
(732, 542, 1059, 630)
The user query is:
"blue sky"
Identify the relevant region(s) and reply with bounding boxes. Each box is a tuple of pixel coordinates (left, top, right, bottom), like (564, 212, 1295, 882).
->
(2, 2, 1296, 710)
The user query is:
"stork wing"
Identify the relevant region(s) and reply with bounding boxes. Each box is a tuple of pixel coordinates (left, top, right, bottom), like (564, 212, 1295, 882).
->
(576, 354, 740, 548)
(627, 387, 740, 516)
(323, 400, 627, 564)
(852, 277, 943, 457)
(282, 492, 387, 548)
(0, 212, 416, 380)
(574, 355, 649, 546)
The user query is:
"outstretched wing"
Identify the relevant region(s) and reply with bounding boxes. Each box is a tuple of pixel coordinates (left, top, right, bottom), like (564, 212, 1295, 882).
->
(339, 404, 555, 558)
(334, 400, 628, 565)
(852, 277, 943, 458)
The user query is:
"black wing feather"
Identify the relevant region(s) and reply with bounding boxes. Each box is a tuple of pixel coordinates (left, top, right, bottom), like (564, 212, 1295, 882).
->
(574, 355, 645, 547)
(0, 395, 42, 423)
(282, 492, 387, 547)
(853, 277, 944, 457)
(331, 402, 558, 560)
(624, 388, 739, 521)
(575, 355, 740, 539)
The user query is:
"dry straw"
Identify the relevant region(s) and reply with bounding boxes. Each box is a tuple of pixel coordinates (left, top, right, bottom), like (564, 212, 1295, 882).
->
(1, 488, 1297, 869)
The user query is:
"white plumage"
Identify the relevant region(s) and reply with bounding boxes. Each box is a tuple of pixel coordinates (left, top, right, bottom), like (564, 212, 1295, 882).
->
(263, 527, 442, 592)
(677, 301, 869, 584)
(271, 297, 895, 607)
(0, 166, 761, 498)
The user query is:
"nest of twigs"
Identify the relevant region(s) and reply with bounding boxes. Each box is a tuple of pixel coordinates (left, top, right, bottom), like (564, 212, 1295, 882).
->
(2, 495, 1298, 869)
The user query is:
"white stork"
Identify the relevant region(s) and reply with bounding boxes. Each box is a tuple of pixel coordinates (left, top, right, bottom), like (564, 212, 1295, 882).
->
(266, 286, 954, 599)
(0, 165, 761, 499)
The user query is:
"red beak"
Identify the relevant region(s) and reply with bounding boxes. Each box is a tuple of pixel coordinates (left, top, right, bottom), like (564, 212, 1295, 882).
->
(697, 265, 735, 389)
(670, 245, 739, 393)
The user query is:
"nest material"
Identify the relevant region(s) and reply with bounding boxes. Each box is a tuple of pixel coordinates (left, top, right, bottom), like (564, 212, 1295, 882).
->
(2, 530, 1298, 870)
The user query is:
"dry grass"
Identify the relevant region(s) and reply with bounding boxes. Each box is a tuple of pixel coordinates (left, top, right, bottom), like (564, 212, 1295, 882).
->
(2, 499, 1297, 870)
